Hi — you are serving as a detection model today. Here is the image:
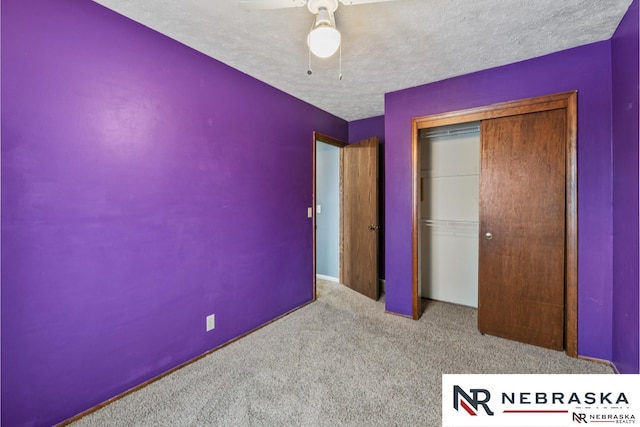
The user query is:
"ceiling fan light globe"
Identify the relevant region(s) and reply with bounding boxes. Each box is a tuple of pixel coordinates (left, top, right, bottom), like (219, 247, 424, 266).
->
(308, 26, 341, 58)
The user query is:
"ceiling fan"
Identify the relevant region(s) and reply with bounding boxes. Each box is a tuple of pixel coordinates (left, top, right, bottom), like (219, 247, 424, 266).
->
(239, 0, 399, 60)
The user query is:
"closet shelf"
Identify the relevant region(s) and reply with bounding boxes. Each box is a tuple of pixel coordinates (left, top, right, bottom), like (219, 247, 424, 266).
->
(421, 220, 479, 236)
(422, 219, 478, 227)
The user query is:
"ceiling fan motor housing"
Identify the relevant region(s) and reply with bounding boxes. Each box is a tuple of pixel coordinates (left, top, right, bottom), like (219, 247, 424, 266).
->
(307, 0, 339, 14)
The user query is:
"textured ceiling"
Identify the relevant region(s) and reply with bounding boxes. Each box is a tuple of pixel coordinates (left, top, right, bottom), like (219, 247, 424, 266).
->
(92, 0, 632, 121)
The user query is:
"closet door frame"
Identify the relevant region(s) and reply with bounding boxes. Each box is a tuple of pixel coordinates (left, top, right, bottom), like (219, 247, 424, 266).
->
(410, 91, 578, 357)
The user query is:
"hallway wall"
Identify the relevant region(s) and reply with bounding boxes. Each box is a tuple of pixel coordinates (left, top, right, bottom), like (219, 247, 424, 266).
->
(316, 142, 341, 278)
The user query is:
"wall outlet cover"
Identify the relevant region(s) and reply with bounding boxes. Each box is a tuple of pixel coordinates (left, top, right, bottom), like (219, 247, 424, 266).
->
(206, 314, 215, 331)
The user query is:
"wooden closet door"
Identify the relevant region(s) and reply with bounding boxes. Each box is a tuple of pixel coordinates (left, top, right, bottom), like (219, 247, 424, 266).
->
(478, 109, 566, 350)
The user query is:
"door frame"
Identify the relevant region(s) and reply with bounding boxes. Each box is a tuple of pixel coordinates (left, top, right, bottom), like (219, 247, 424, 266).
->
(410, 91, 578, 357)
(313, 132, 347, 300)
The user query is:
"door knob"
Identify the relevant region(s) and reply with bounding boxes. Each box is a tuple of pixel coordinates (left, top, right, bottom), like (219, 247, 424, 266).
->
(368, 225, 380, 231)
(485, 232, 493, 240)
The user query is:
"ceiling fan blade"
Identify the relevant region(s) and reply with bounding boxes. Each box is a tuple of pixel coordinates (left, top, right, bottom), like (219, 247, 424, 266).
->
(339, 0, 399, 5)
(240, 0, 307, 11)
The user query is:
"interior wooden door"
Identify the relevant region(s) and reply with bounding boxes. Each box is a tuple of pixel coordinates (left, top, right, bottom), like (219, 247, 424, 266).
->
(343, 137, 379, 300)
(478, 109, 566, 350)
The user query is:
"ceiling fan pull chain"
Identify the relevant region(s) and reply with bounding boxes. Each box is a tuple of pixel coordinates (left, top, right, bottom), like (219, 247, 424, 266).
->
(307, 14, 315, 75)
(339, 43, 342, 80)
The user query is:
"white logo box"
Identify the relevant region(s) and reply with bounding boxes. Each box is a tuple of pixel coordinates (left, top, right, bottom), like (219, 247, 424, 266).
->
(442, 374, 639, 427)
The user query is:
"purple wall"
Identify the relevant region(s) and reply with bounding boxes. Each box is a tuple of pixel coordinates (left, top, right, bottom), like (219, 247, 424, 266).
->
(385, 42, 614, 360)
(1, 0, 347, 425)
(612, 0, 640, 374)
(349, 116, 385, 143)
(349, 116, 386, 279)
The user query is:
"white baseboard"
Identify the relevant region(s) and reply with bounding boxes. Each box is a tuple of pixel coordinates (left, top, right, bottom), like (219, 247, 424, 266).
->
(316, 274, 339, 283)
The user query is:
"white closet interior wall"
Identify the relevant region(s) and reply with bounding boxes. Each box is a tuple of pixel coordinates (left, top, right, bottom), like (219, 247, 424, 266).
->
(419, 122, 480, 308)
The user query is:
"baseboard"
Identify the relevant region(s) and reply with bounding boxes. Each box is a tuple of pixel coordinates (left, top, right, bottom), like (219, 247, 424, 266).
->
(611, 363, 621, 374)
(56, 299, 314, 426)
(578, 355, 617, 372)
(316, 274, 339, 282)
(384, 310, 413, 320)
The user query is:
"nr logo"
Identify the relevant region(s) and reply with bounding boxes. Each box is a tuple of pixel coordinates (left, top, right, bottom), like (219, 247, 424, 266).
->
(453, 385, 495, 416)
(573, 412, 588, 423)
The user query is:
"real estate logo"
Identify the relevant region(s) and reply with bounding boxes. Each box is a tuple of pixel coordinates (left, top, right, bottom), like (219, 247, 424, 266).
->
(572, 411, 637, 424)
(572, 412, 588, 423)
(453, 385, 494, 416)
(442, 374, 638, 427)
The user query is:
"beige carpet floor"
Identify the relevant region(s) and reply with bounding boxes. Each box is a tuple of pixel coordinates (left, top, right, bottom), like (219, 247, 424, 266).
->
(71, 279, 612, 426)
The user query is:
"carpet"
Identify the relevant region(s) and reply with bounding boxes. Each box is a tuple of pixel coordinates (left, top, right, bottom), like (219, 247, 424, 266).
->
(71, 279, 612, 426)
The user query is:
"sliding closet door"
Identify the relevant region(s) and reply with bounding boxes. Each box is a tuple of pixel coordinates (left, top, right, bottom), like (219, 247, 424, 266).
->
(420, 124, 480, 307)
(478, 109, 566, 350)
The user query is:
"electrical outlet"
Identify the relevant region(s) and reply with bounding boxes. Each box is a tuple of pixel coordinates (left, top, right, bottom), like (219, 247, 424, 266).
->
(206, 314, 215, 332)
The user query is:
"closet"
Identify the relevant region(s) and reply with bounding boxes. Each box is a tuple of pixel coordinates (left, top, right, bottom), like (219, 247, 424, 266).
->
(412, 92, 577, 353)
(418, 122, 480, 308)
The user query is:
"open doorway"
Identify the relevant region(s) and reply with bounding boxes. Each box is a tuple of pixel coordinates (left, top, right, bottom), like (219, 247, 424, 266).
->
(312, 132, 346, 299)
(316, 141, 341, 282)
(312, 132, 380, 301)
